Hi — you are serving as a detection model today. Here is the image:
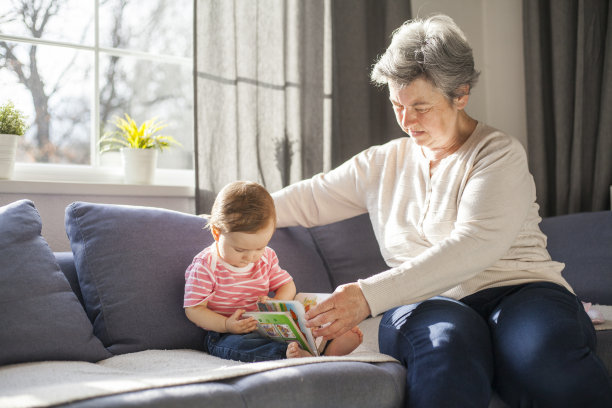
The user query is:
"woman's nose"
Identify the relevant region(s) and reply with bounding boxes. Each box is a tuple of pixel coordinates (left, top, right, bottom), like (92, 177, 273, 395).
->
(401, 109, 417, 127)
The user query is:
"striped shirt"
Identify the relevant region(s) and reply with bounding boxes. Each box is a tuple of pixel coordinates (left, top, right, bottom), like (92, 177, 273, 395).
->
(184, 243, 293, 316)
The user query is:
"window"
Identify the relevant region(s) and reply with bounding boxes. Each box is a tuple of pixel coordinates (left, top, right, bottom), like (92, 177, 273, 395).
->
(0, 0, 193, 183)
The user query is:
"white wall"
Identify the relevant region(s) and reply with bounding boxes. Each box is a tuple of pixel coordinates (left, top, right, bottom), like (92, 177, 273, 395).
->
(0, 185, 195, 252)
(411, 0, 527, 147)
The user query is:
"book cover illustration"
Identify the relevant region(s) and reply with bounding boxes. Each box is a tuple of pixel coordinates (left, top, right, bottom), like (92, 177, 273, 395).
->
(247, 312, 312, 353)
(244, 292, 330, 356)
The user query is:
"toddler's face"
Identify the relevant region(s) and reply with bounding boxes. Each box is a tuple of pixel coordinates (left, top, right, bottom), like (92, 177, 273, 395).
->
(214, 220, 275, 268)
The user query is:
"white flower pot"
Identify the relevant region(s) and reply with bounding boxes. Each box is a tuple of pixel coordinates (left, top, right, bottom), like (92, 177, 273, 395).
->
(0, 134, 19, 180)
(120, 148, 158, 184)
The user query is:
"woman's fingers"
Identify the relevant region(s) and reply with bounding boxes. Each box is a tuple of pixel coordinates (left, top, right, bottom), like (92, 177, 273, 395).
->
(306, 283, 371, 339)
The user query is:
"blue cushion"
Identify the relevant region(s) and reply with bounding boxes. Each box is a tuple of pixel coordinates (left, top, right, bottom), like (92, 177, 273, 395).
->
(540, 211, 612, 305)
(309, 213, 388, 288)
(55, 251, 84, 307)
(65, 202, 209, 355)
(0, 200, 110, 366)
(64, 202, 334, 355)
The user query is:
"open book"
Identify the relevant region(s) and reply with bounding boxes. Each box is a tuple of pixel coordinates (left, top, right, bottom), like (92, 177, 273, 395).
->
(244, 292, 330, 356)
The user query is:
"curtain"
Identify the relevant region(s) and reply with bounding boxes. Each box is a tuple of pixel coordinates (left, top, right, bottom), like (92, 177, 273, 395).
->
(330, 0, 409, 168)
(523, 0, 612, 216)
(194, 0, 411, 213)
(194, 0, 328, 212)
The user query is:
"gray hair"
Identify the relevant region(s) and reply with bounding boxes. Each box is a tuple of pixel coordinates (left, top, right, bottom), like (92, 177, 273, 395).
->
(371, 14, 480, 101)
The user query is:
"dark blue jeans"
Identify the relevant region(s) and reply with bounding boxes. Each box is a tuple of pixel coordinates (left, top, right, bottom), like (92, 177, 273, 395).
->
(205, 331, 288, 362)
(379, 282, 612, 408)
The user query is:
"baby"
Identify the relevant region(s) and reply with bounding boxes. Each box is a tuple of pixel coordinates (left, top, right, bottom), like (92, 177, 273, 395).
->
(184, 180, 363, 362)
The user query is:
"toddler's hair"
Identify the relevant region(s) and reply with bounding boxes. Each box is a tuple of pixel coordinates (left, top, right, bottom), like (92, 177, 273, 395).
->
(207, 181, 276, 233)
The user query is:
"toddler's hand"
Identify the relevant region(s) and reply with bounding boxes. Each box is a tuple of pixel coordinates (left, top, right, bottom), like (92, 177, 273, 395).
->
(225, 309, 258, 334)
(258, 295, 271, 303)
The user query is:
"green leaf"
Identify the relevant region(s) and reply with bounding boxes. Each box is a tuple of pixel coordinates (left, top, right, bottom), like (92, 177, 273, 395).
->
(98, 113, 181, 153)
(0, 101, 28, 136)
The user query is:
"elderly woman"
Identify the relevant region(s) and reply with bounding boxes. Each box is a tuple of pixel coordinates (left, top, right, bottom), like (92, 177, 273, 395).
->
(272, 14, 612, 408)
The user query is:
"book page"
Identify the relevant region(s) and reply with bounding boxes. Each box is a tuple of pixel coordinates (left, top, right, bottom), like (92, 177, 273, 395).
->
(294, 292, 331, 313)
(255, 300, 318, 355)
(244, 311, 313, 354)
(293, 293, 331, 354)
(247, 292, 332, 356)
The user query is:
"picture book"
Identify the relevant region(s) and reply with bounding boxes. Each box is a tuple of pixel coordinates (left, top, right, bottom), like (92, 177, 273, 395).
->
(244, 292, 330, 356)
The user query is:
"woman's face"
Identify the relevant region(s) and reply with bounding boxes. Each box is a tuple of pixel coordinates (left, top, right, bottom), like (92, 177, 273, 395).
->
(389, 77, 467, 152)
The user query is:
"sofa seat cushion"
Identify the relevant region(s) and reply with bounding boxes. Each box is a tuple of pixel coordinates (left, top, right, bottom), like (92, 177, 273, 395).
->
(0, 348, 400, 408)
(0, 200, 110, 367)
(56, 361, 405, 408)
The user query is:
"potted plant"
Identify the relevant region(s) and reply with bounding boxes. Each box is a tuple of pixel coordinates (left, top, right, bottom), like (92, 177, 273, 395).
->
(99, 113, 181, 184)
(0, 101, 28, 179)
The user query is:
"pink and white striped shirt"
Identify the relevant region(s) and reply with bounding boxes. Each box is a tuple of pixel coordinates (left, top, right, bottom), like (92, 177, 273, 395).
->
(184, 243, 293, 316)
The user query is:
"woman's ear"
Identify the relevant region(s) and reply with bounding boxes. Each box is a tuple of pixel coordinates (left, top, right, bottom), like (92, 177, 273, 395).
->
(454, 85, 470, 110)
(211, 226, 221, 241)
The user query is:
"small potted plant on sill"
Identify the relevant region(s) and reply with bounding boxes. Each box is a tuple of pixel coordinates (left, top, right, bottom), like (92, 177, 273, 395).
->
(99, 113, 181, 184)
(0, 101, 28, 180)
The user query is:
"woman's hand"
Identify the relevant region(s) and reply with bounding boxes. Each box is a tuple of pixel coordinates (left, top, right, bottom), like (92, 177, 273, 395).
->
(225, 309, 258, 334)
(305, 282, 371, 340)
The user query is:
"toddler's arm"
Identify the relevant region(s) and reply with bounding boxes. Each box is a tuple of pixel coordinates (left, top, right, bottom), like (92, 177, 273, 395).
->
(185, 301, 258, 334)
(272, 280, 297, 301)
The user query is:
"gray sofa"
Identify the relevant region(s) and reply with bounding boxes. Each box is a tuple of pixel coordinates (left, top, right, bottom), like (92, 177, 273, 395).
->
(0, 199, 610, 408)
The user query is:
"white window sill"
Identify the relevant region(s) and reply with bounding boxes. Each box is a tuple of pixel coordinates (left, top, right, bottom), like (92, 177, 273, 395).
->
(0, 163, 195, 197)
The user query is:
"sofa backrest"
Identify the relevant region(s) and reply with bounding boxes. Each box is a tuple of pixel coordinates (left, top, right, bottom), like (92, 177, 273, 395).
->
(540, 211, 612, 305)
(269, 224, 333, 293)
(309, 213, 389, 288)
(55, 251, 85, 307)
(56, 212, 389, 311)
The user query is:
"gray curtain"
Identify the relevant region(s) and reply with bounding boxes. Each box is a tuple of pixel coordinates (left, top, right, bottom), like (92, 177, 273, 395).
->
(331, 0, 409, 167)
(194, 0, 411, 213)
(194, 0, 328, 212)
(523, 0, 612, 216)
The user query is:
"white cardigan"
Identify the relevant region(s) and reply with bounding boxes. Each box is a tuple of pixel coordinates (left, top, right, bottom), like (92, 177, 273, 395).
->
(272, 123, 572, 317)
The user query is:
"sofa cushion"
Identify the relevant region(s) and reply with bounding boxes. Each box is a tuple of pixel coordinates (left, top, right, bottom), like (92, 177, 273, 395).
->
(269, 226, 334, 293)
(309, 213, 389, 287)
(55, 251, 84, 307)
(64, 201, 335, 355)
(0, 200, 110, 366)
(540, 211, 612, 305)
(65, 202, 211, 355)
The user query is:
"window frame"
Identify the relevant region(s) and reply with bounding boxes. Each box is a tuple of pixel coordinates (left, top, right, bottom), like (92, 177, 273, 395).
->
(0, 0, 195, 190)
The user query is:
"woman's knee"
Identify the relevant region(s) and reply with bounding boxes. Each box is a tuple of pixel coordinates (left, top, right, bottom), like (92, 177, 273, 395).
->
(379, 298, 495, 406)
(490, 284, 595, 374)
(491, 283, 612, 406)
(379, 298, 492, 363)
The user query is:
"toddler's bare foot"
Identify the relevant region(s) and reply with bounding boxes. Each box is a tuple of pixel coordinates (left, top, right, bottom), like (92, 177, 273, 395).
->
(323, 326, 363, 356)
(286, 341, 313, 359)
